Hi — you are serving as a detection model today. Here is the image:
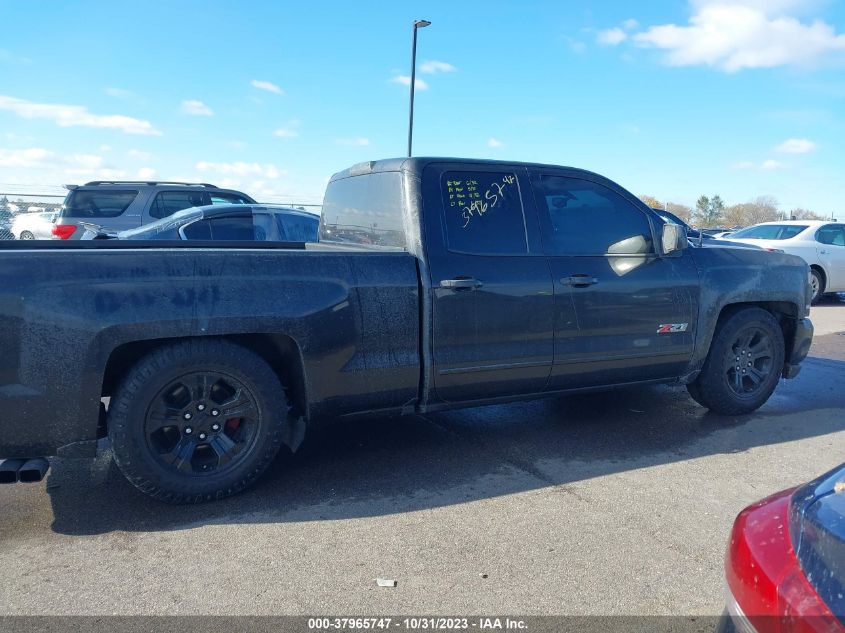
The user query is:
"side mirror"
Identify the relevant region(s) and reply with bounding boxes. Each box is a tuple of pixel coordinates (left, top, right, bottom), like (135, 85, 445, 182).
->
(662, 223, 688, 255)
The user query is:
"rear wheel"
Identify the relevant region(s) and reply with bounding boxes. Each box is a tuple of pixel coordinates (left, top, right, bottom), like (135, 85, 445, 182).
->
(687, 308, 784, 415)
(810, 269, 824, 305)
(108, 339, 289, 503)
(19, 231, 34, 240)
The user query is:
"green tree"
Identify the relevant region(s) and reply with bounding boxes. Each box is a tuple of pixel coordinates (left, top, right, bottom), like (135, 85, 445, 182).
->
(694, 195, 725, 228)
(710, 195, 725, 225)
(694, 196, 710, 227)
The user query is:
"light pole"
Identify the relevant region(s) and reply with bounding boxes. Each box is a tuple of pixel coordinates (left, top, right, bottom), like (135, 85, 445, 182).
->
(408, 19, 431, 157)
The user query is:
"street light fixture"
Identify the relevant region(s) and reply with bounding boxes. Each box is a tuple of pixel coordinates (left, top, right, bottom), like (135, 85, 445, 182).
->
(407, 19, 431, 157)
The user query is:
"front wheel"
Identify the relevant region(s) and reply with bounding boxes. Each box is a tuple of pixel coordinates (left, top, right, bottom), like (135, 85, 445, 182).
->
(687, 308, 785, 415)
(19, 231, 35, 240)
(108, 339, 289, 503)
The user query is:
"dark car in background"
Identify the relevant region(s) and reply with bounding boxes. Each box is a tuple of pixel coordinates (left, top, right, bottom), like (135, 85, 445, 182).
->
(54, 180, 256, 240)
(81, 204, 320, 243)
(653, 209, 761, 250)
(720, 462, 845, 632)
(654, 208, 710, 241)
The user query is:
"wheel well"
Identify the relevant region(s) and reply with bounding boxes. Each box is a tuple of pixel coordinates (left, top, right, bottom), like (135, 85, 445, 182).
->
(101, 334, 308, 424)
(716, 301, 798, 357)
(809, 265, 826, 288)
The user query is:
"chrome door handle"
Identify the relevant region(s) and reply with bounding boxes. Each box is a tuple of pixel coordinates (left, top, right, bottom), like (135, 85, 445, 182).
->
(440, 278, 483, 290)
(561, 275, 598, 288)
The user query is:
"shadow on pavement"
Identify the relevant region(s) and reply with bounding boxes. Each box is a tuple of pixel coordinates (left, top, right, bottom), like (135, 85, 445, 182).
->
(10, 338, 844, 536)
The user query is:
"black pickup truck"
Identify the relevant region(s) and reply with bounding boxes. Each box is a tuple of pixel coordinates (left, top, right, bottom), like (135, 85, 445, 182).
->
(0, 158, 814, 503)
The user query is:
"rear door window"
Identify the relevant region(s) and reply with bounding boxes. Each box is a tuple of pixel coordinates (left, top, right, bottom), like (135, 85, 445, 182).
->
(181, 220, 212, 240)
(441, 171, 528, 255)
(815, 225, 845, 246)
(63, 190, 138, 218)
(150, 192, 209, 219)
(209, 216, 257, 240)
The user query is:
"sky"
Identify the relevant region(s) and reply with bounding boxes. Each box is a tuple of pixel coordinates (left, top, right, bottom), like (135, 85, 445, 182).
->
(0, 0, 844, 213)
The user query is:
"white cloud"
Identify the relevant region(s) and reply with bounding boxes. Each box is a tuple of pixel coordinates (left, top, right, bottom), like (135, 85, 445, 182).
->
(761, 159, 785, 170)
(487, 138, 504, 148)
(622, 18, 639, 30)
(775, 138, 817, 153)
(0, 147, 53, 168)
(128, 149, 152, 160)
(251, 80, 283, 94)
(137, 167, 157, 179)
(633, 1, 845, 72)
(420, 60, 457, 74)
(0, 95, 161, 135)
(66, 154, 104, 170)
(391, 75, 429, 90)
(335, 137, 370, 147)
(99, 145, 112, 152)
(181, 100, 213, 116)
(731, 158, 787, 171)
(0, 147, 132, 181)
(274, 119, 301, 138)
(195, 160, 284, 179)
(597, 27, 628, 45)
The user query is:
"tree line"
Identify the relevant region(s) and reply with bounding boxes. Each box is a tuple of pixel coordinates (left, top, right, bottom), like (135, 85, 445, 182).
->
(638, 194, 831, 228)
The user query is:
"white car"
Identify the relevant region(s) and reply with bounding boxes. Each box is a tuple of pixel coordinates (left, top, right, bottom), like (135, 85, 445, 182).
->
(10, 211, 56, 240)
(724, 220, 844, 303)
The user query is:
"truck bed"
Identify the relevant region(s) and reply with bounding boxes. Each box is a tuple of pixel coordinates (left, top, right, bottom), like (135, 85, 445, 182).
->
(0, 242, 421, 457)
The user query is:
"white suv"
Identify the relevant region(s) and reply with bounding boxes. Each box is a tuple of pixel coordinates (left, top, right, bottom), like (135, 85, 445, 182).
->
(725, 220, 844, 303)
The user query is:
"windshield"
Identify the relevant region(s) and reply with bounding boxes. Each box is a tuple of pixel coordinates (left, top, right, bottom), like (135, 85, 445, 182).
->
(730, 224, 808, 240)
(61, 189, 139, 218)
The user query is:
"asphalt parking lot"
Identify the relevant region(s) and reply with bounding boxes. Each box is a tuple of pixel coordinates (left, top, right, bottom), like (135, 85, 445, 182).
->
(0, 299, 843, 616)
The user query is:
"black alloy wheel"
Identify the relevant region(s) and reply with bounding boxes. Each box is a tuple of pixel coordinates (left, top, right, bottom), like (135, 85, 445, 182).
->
(724, 327, 774, 397)
(145, 371, 260, 477)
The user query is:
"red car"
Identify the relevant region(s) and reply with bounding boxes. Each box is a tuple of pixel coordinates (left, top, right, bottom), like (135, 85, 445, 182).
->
(720, 463, 845, 633)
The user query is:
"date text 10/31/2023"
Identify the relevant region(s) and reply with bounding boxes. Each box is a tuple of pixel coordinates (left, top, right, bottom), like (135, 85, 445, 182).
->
(307, 617, 528, 630)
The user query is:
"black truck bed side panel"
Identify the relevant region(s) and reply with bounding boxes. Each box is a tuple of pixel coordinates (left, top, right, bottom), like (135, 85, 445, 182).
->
(0, 248, 420, 457)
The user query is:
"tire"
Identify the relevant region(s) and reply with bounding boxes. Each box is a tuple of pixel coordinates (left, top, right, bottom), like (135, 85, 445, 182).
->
(108, 339, 289, 503)
(810, 269, 824, 305)
(686, 307, 785, 415)
(19, 231, 35, 240)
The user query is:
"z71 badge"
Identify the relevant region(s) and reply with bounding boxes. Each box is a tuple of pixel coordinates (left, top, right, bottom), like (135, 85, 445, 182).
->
(657, 323, 689, 334)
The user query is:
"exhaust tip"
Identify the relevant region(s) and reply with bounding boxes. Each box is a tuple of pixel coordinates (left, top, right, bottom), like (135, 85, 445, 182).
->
(18, 458, 49, 483)
(0, 458, 28, 484)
